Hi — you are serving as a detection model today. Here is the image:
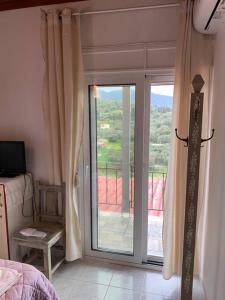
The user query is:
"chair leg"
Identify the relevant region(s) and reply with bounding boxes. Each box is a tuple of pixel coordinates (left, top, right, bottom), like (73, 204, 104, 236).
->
(43, 247, 52, 281)
(63, 235, 66, 258)
(17, 245, 22, 262)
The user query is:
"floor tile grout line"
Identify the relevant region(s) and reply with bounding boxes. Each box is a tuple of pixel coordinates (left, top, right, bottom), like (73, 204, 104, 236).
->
(54, 275, 112, 287)
(108, 269, 114, 287)
(103, 285, 110, 300)
(103, 285, 175, 300)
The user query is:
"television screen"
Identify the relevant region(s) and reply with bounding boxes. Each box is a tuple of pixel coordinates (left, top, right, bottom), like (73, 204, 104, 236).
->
(0, 141, 26, 176)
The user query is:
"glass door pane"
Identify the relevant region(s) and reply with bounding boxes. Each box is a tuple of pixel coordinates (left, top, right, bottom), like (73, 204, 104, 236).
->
(89, 85, 136, 254)
(148, 84, 174, 258)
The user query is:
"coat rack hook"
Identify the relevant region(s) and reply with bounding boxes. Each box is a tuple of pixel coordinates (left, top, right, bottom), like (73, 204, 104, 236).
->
(175, 128, 189, 147)
(201, 129, 215, 144)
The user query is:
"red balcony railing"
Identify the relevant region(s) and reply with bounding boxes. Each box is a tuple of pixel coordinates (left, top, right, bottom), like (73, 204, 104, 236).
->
(97, 163, 166, 216)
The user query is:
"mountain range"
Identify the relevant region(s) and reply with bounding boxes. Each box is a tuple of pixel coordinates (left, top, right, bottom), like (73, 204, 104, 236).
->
(98, 89, 173, 108)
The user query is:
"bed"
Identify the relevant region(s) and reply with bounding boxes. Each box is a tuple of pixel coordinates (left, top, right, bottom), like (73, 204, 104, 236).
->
(0, 259, 59, 300)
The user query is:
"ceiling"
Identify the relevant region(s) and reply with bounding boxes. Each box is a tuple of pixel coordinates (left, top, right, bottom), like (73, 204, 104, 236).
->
(50, 0, 180, 13)
(0, 0, 87, 11)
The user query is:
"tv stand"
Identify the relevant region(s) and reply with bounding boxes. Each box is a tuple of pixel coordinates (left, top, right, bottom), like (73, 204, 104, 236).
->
(0, 174, 33, 260)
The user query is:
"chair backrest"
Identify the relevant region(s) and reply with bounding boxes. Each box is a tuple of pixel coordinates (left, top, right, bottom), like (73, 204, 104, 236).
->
(35, 181, 65, 224)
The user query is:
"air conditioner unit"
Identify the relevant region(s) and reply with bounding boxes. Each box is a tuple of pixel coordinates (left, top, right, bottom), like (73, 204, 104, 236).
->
(193, 0, 225, 34)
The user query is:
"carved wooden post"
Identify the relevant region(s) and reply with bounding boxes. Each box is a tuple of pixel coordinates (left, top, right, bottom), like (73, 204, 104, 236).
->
(176, 75, 215, 300)
(181, 74, 204, 300)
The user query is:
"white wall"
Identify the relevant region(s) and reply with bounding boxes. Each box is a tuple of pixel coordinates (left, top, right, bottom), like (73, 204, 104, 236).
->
(201, 24, 225, 300)
(0, 0, 180, 180)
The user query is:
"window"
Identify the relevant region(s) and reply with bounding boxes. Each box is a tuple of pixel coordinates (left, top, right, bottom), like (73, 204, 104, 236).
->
(89, 85, 136, 254)
(84, 74, 174, 265)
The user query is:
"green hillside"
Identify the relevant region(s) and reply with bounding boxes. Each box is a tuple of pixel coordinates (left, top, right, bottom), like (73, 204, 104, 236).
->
(96, 97, 172, 173)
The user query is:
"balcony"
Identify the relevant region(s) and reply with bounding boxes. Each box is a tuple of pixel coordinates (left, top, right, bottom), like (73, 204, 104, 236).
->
(96, 163, 166, 257)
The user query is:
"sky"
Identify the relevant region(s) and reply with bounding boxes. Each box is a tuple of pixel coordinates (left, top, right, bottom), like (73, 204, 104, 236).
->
(151, 85, 174, 97)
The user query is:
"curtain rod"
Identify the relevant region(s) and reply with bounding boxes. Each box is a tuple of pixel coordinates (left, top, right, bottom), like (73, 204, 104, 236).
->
(71, 3, 180, 16)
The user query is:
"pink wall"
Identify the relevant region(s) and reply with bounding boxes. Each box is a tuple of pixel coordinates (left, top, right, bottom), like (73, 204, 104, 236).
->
(0, 1, 179, 181)
(201, 23, 225, 300)
(0, 9, 47, 180)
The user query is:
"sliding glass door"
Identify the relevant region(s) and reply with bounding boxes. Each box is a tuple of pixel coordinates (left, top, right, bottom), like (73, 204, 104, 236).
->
(84, 73, 174, 265)
(89, 84, 135, 254)
(146, 82, 174, 261)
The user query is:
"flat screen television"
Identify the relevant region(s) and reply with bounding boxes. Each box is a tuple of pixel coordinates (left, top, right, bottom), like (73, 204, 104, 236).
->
(0, 141, 26, 177)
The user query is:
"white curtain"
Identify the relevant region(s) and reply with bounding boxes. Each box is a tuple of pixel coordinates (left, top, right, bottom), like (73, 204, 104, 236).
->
(163, 0, 213, 279)
(41, 8, 84, 261)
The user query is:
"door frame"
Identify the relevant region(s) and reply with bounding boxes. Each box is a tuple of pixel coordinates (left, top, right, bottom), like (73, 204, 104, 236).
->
(82, 70, 174, 266)
(83, 73, 145, 264)
(142, 74, 175, 264)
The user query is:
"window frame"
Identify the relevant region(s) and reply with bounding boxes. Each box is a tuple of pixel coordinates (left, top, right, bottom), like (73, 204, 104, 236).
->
(81, 71, 174, 268)
(142, 74, 174, 264)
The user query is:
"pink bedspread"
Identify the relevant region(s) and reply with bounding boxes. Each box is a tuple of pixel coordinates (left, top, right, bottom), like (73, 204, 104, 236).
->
(0, 260, 59, 300)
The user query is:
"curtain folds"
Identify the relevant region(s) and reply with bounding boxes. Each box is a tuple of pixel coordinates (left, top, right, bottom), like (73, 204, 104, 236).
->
(41, 8, 84, 261)
(163, 0, 214, 279)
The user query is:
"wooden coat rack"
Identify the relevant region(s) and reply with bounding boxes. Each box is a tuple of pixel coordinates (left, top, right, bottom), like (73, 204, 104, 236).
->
(175, 74, 215, 300)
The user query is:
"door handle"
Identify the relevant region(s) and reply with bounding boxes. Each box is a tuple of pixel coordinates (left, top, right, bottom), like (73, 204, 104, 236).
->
(85, 165, 89, 177)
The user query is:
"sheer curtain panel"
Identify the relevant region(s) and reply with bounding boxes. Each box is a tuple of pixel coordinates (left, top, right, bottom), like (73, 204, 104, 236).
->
(163, 0, 213, 279)
(41, 8, 84, 261)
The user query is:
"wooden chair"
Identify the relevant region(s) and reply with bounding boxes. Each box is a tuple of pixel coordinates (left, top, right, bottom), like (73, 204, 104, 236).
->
(13, 181, 65, 281)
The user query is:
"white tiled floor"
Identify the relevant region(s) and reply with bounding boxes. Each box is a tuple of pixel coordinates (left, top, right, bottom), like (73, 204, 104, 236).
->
(53, 260, 205, 300)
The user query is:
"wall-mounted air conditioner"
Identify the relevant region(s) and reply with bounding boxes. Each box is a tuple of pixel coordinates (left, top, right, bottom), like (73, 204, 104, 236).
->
(193, 0, 225, 34)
